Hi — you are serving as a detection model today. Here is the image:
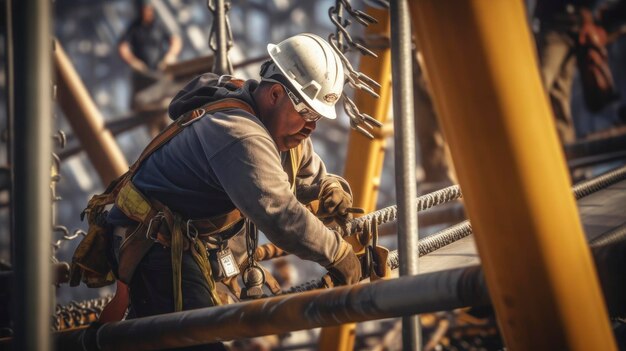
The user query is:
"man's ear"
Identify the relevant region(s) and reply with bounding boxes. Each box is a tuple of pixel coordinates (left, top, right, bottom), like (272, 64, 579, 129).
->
(268, 84, 284, 106)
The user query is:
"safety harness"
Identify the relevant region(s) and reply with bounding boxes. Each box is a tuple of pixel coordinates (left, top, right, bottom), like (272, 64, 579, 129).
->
(70, 76, 303, 311)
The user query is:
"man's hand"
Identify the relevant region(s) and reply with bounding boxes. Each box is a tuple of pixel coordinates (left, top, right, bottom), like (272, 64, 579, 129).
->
(325, 240, 361, 286)
(579, 8, 608, 48)
(317, 177, 353, 224)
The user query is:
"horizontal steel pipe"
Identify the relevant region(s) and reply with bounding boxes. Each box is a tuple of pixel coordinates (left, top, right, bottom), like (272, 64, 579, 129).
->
(56, 266, 489, 351)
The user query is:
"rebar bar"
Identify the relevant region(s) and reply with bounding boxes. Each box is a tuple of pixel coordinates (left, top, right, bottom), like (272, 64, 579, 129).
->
(54, 266, 490, 351)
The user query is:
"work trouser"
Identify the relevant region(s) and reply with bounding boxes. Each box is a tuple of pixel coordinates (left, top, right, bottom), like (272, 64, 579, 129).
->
(536, 27, 578, 144)
(112, 231, 228, 351)
(412, 49, 456, 188)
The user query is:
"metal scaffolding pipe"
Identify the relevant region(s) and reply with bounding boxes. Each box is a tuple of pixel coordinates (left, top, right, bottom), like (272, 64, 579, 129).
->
(53, 41, 128, 185)
(4, 0, 15, 267)
(55, 266, 489, 351)
(211, 0, 231, 75)
(12, 0, 53, 349)
(390, 0, 420, 348)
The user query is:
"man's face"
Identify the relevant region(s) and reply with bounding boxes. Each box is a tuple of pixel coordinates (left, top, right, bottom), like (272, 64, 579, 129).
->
(264, 90, 317, 152)
(142, 5, 155, 23)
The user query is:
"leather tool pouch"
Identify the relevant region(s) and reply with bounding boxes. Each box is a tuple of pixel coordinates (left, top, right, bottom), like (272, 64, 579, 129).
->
(69, 211, 115, 288)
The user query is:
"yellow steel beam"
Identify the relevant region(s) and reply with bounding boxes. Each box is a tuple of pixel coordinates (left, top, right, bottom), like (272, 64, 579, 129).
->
(320, 6, 392, 351)
(410, 1, 616, 350)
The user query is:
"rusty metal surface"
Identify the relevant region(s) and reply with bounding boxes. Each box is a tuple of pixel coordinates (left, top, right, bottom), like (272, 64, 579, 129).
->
(56, 265, 489, 351)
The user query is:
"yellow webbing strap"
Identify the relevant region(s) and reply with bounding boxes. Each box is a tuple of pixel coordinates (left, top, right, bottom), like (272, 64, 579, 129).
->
(288, 144, 303, 193)
(115, 181, 153, 223)
(190, 240, 222, 306)
(171, 214, 221, 311)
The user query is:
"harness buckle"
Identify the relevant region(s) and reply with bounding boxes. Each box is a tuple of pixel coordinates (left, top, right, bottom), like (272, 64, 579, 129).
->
(146, 212, 165, 242)
(186, 219, 199, 242)
(181, 109, 206, 126)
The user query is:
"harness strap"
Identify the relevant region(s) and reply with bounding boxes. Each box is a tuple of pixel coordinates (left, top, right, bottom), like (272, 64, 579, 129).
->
(131, 98, 254, 173)
(82, 98, 255, 218)
(288, 143, 303, 192)
(116, 181, 244, 239)
(171, 216, 185, 311)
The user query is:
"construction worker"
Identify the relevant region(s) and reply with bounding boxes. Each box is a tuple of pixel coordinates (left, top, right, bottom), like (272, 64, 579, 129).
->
(533, 0, 620, 144)
(118, 0, 181, 108)
(93, 33, 361, 344)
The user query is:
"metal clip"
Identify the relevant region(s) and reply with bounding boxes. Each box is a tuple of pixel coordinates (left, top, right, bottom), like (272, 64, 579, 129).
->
(146, 212, 164, 241)
(186, 219, 199, 242)
(181, 108, 206, 127)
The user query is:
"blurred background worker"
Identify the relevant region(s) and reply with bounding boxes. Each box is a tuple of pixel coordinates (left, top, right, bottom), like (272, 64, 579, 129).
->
(412, 48, 456, 195)
(533, 0, 625, 144)
(118, 0, 182, 133)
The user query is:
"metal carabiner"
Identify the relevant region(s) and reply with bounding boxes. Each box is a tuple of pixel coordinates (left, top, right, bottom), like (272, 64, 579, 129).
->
(145, 212, 164, 241)
(181, 108, 206, 126)
(186, 219, 199, 242)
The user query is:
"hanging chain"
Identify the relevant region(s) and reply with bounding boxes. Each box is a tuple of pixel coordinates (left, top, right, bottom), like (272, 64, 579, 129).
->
(207, 0, 234, 75)
(53, 296, 112, 331)
(329, 0, 388, 139)
(51, 130, 86, 264)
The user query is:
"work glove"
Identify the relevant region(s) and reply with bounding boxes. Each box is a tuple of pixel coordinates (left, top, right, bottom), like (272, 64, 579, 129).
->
(317, 177, 353, 224)
(324, 240, 362, 287)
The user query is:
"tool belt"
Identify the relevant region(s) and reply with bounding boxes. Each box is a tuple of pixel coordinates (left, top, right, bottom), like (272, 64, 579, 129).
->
(115, 181, 245, 309)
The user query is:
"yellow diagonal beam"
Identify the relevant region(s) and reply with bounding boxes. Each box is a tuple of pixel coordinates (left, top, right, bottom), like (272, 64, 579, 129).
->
(410, 1, 616, 350)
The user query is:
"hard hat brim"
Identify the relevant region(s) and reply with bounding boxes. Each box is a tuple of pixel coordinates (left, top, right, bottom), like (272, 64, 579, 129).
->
(267, 43, 338, 120)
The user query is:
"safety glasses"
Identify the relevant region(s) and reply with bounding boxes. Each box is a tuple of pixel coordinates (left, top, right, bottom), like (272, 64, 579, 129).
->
(262, 78, 323, 122)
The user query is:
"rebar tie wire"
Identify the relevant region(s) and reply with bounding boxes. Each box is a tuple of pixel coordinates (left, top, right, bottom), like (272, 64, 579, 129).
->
(288, 163, 626, 293)
(329, 0, 389, 139)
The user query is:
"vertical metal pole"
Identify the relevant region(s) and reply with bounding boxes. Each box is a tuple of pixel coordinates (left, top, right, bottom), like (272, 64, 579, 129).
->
(4, 0, 15, 266)
(410, 1, 617, 350)
(390, 0, 420, 350)
(12, 0, 53, 349)
(212, 0, 230, 75)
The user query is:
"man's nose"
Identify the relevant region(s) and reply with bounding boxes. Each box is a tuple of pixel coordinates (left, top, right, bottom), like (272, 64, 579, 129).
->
(304, 120, 317, 132)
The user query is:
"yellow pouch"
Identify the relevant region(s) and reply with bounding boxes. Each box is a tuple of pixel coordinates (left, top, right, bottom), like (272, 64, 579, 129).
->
(69, 222, 115, 288)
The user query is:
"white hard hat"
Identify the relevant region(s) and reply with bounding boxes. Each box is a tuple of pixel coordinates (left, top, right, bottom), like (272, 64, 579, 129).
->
(265, 33, 344, 120)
